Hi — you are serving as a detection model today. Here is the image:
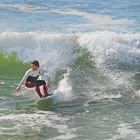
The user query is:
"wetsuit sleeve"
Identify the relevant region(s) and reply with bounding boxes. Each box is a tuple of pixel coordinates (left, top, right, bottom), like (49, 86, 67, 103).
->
(18, 70, 30, 88)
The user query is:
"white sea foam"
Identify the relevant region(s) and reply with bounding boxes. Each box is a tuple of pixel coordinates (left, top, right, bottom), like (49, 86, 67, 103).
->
(107, 123, 140, 140)
(94, 92, 122, 101)
(78, 32, 140, 87)
(54, 69, 73, 102)
(0, 111, 76, 139)
(0, 97, 6, 101)
(0, 3, 44, 13)
(0, 81, 5, 85)
(51, 8, 135, 30)
(78, 32, 140, 65)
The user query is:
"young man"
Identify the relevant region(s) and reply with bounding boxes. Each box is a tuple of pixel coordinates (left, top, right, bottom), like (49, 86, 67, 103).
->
(16, 60, 49, 98)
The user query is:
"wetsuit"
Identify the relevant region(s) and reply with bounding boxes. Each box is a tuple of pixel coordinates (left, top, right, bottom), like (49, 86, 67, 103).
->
(18, 68, 48, 97)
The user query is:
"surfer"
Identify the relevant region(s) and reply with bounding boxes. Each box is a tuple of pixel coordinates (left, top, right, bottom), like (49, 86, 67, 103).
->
(16, 60, 50, 98)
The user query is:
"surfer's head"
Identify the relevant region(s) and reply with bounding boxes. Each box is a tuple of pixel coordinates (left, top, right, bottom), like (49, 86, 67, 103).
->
(31, 60, 39, 70)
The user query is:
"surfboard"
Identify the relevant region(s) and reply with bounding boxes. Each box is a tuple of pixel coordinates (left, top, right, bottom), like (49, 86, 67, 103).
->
(40, 94, 54, 100)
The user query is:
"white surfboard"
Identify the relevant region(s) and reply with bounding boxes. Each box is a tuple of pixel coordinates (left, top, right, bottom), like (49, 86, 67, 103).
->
(40, 94, 54, 100)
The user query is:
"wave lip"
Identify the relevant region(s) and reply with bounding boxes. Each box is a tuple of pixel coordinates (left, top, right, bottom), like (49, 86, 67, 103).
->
(0, 32, 77, 75)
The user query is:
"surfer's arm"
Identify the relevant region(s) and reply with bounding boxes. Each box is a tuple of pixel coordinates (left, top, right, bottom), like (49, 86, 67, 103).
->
(16, 70, 30, 90)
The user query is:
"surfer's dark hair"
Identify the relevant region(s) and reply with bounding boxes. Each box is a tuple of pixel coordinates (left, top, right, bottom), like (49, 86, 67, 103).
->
(32, 60, 39, 67)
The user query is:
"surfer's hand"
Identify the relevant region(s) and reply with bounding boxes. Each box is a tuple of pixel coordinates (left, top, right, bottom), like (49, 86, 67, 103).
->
(16, 87, 20, 92)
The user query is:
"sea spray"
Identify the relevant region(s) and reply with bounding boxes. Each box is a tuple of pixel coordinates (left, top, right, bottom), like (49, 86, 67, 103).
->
(54, 69, 73, 102)
(77, 32, 140, 91)
(0, 32, 77, 76)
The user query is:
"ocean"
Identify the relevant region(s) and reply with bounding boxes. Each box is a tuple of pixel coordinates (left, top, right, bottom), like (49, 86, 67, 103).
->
(0, 0, 140, 140)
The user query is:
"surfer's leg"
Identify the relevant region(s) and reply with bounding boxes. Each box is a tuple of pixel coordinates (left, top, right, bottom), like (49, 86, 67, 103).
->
(35, 86, 43, 97)
(44, 83, 49, 94)
(36, 81, 52, 97)
(25, 82, 43, 97)
(25, 82, 36, 88)
(36, 80, 48, 94)
(35, 80, 47, 97)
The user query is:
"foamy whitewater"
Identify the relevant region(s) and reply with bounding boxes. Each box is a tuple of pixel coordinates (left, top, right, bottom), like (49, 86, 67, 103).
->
(0, 0, 140, 140)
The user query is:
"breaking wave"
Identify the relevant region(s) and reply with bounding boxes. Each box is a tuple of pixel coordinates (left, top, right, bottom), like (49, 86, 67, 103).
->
(0, 31, 140, 100)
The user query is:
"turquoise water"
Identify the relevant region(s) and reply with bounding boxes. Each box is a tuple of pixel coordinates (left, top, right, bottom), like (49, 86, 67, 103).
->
(0, 0, 140, 140)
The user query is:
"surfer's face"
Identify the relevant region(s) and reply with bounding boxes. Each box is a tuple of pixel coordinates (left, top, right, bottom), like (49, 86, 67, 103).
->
(31, 64, 38, 71)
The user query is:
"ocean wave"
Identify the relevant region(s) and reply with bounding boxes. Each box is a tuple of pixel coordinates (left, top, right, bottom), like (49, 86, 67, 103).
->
(0, 31, 140, 73)
(0, 32, 77, 75)
(0, 3, 135, 31)
(1, 31, 140, 99)
(1, 31, 140, 65)
(51, 8, 135, 29)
